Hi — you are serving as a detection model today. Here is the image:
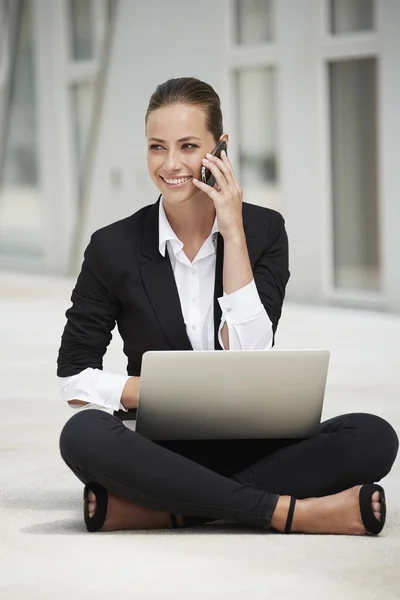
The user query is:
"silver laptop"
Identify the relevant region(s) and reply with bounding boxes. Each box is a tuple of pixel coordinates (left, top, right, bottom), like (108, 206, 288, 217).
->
(135, 349, 330, 440)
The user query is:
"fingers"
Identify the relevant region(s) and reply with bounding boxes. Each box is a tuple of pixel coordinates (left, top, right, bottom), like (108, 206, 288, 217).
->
(206, 150, 241, 194)
(192, 177, 221, 201)
(193, 149, 242, 201)
(221, 150, 243, 195)
(202, 155, 230, 192)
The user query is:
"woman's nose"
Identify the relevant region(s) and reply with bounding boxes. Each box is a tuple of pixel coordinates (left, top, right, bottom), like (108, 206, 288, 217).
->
(164, 152, 180, 171)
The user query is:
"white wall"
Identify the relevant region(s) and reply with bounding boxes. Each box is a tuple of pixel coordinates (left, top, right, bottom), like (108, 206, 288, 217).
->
(275, 0, 324, 303)
(77, 0, 227, 264)
(78, 0, 326, 306)
(76, 0, 400, 313)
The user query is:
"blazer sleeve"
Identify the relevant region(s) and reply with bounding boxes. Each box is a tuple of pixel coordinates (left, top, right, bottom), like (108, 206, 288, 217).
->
(253, 212, 290, 345)
(57, 232, 121, 377)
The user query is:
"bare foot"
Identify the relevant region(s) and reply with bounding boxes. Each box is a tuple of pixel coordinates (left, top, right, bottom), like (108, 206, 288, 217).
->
(271, 486, 383, 535)
(87, 489, 184, 531)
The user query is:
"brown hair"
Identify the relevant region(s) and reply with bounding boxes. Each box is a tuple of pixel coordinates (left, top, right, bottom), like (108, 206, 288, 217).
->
(145, 77, 223, 142)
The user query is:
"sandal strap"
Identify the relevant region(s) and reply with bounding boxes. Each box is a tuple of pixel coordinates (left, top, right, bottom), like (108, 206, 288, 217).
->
(84, 482, 108, 532)
(359, 484, 386, 535)
(170, 514, 179, 528)
(284, 497, 296, 534)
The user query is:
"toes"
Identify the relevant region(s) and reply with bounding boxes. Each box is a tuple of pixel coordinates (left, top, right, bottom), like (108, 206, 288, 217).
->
(87, 490, 97, 518)
(87, 490, 97, 516)
(371, 495, 381, 521)
(88, 500, 97, 518)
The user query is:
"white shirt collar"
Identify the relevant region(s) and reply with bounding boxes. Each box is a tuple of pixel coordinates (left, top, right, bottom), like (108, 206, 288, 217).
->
(158, 195, 219, 257)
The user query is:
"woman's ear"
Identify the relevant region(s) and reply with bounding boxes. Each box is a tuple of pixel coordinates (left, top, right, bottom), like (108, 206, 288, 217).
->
(220, 133, 229, 147)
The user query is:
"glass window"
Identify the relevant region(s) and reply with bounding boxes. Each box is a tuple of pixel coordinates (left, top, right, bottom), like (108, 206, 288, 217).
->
(235, 0, 274, 45)
(329, 0, 374, 34)
(2, 2, 38, 188)
(329, 58, 380, 292)
(0, 0, 43, 258)
(71, 82, 94, 174)
(0, 1, 10, 62)
(69, 0, 94, 61)
(235, 67, 279, 211)
(68, 2, 118, 204)
(0, 1, 10, 125)
(107, 0, 117, 21)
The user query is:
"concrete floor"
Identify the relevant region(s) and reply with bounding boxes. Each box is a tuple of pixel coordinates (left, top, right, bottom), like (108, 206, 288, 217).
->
(0, 270, 399, 600)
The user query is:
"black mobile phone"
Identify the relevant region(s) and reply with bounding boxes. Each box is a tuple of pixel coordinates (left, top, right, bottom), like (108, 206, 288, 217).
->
(201, 140, 227, 187)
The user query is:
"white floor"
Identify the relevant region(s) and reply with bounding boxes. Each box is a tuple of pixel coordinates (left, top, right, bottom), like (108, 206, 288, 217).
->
(0, 270, 399, 600)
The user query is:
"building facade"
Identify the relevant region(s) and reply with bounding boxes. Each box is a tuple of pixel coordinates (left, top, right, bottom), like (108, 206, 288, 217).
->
(0, 0, 399, 312)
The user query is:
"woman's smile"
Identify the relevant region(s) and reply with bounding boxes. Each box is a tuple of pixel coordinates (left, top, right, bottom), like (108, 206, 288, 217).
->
(160, 175, 193, 188)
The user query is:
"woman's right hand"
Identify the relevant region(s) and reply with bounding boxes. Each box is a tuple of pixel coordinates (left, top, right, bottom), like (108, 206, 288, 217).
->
(121, 376, 141, 410)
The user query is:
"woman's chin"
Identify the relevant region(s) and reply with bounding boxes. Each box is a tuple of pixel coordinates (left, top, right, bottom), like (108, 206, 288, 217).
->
(161, 185, 199, 204)
(163, 192, 194, 204)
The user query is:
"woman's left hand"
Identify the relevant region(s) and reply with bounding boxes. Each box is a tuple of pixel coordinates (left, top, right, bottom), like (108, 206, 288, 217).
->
(193, 150, 244, 240)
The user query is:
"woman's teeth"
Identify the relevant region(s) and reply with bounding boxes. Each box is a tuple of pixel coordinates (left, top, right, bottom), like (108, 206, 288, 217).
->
(163, 176, 192, 185)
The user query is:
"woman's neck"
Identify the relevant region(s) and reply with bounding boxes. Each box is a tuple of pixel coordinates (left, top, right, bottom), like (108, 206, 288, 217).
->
(162, 195, 216, 244)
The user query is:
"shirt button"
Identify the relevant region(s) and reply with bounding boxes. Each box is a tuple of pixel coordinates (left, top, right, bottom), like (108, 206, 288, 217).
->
(226, 308, 232, 313)
(192, 325, 196, 331)
(192, 298, 196, 303)
(191, 268, 196, 275)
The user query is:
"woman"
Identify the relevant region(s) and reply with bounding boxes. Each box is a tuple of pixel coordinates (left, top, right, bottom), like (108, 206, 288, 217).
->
(58, 77, 398, 535)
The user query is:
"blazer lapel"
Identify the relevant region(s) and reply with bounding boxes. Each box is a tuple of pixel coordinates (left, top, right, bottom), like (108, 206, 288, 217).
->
(213, 233, 224, 350)
(139, 197, 252, 352)
(139, 198, 193, 351)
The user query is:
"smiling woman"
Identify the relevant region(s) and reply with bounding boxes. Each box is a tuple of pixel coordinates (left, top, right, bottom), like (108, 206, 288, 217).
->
(57, 76, 398, 537)
(145, 101, 226, 222)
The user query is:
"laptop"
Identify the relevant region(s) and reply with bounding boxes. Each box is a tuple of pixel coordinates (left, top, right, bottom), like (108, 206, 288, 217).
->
(135, 349, 330, 440)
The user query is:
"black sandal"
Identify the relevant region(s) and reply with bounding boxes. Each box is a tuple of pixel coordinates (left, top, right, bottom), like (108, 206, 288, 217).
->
(84, 482, 108, 532)
(359, 484, 386, 535)
(84, 482, 180, 532)
(284, 484, 386, 535)
(284, 497, 297, 534)
(169, 514, 180, 528)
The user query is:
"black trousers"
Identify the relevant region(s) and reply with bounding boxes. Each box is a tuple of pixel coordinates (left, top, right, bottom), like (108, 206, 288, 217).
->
(59, 410, 398, 530)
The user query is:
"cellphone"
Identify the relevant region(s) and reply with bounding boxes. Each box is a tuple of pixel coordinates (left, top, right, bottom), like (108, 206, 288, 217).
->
(201, 140, 227, 187)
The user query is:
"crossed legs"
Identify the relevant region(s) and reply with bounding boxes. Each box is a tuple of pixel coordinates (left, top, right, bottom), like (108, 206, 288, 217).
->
(59, 410, 398, 534)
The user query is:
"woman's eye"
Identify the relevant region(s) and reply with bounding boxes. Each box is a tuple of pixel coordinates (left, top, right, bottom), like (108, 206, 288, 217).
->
(148, 143, 199, 151)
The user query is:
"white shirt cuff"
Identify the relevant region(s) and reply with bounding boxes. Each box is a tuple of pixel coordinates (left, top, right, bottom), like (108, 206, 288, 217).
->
(217, 280, 273, 351)
(58, 368, 130, 413)
(218, 279, 264, 324)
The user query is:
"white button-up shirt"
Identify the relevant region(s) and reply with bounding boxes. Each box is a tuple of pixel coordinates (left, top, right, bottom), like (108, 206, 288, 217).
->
(58, 197, 273, 413)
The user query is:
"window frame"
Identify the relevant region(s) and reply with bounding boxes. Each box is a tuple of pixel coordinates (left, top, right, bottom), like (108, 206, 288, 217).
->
(319, 0, 383, 307)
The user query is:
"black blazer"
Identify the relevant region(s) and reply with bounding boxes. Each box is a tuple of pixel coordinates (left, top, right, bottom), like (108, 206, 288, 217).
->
(57, 197, 290, 420)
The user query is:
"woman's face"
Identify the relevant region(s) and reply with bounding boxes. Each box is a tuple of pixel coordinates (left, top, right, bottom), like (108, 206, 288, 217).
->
(146, 103, 225, 204)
